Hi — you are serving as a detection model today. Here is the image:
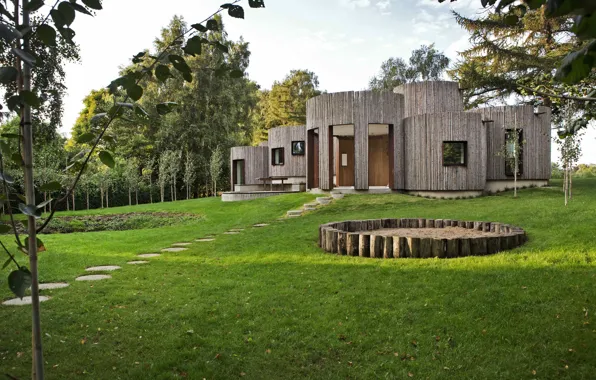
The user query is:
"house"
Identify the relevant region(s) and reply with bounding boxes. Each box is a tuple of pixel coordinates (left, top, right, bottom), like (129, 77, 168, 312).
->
(224, 81, 551, 201)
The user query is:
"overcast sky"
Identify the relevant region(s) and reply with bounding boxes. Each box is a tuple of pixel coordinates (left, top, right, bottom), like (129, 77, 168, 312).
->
(57, 0, 595, 164)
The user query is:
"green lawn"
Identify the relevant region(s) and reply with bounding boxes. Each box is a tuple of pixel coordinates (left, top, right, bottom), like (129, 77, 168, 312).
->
(1, 180, 595, 379)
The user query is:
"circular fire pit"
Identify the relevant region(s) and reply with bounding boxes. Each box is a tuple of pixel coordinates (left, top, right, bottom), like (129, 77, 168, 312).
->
(318, 218, 527, 259)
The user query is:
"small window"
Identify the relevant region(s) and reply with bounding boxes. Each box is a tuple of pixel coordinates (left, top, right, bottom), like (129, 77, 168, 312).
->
(505, 129, 523, 176)
(292, 141, 305, 156)
(443, 141, 467, 166)
(272, 147, 284, 166)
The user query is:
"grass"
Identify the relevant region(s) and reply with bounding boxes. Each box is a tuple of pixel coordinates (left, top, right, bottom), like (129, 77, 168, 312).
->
(1, 180, 595, 379)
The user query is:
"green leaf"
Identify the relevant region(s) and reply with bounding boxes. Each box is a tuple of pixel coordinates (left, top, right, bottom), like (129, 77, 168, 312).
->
(0, 224, 11, 233)
(228, 5, 244, 19)
(116, 102, 134, 109)
(182, 71, 193, 83)
(220, 3, 233, 9)
(229, 69, 244, 78)
(0, 23, 22, 43)
(50, 9, 67, 27)
(39, 181, 61, 192)
(69, 2, 93, 15)
(11, 153, 23, 166)
(504, 14, 518, 25)
(11, 48, 37, 66)
(7, 95, 21, 112)
(90, 112, 107, 124)
(77, 132, 95, 144)
(134, 104, 149, 118)
(126, 84, 143, 101)
(0, 172, 15, 184)
(8, 268, 32, 299)
(19, 203, 42, 219)
(132, 51, 146, 64)
(82, 0, 102, 10)
(183, 36, 202, 56)
(206, 19, 219, 31)
(24, 0, 45, 12)
(37, 198, 53, 209)
(556, 40, 596, 83)
(24, 237, 46, 253)
(191, 23, 208, 32)
(16, 194, 26, 203)
(1, 133, 20, 139)
(2, 257, 12, 270)
(37, 24, 57, 46)
(212, 42, 229, 54)
(20, 90, 42, 108)
(57, 2, 76, 25)
(98, 150, 115, 168)
(156, 102, 178, 116)
(0, 140, 12, 156)
(0, 67, 18, 84)
(57, 27, 76, 44)
(155, 65, 173, 82)
(248, 0, 265, 8)
(168, 54, 191, 74)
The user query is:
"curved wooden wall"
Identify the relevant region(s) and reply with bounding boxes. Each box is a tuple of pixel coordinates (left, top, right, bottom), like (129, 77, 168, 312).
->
(394, 81, 464, 118)
(230, 146, 268, 186)
(306, 91, 405, 190)
(268, 125, 306, 178)
(471, 105, 551, 180)
(403, 112, 486, 191)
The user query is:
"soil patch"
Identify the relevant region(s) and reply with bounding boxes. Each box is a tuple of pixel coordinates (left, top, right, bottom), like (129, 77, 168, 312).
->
(360, 227, 502, 239)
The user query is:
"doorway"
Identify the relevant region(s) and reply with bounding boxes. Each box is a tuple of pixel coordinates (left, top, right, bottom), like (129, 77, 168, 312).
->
(333, 124, 355, 187)
(232, 159, 245, 191)
(307, 129, 319, 189)
(368, 124, 390, 187)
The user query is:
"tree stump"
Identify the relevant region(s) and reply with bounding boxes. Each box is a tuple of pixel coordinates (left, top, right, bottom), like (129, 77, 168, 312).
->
(394, 236, 410, 258)
(432, 239, 445, 258)
(482, 222, 491, 232)
(487, 237, 500, 254)
(337, 232, 347, 255)
(418, 218, 427, 228)
(446, 239, 459, 258)
(426, 219, 435, 228)
(420, 238, 432, 258)
(371, 235, 384, 258)
(382, 219, 392, 228)
(460, 238, 471, 256)
(458, 220, 466, 228)
(389, 218, 398, 228)
(435, 219, 444, 228)
(346, 233, 359, 256)
(491, 223, 501, 233)
(327, 229, 338, 253)
(359, 234, 370, 258)
(474, 221, 483, 231)
(465, 221, 474, 229)
(383, 236, 393, 259)
(407, 237, 421, 258)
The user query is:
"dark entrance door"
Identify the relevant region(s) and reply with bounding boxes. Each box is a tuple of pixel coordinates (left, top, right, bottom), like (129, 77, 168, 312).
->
(308, 129, 319, 189)
(232, 159, 245, 191)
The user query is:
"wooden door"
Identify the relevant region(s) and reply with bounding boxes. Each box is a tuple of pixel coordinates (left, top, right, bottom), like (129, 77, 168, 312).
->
(368, 135, 389, 186)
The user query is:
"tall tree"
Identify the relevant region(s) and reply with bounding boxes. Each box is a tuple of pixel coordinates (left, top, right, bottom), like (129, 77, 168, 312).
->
(251, 69, 321, 144)
(369, 44, 450, 90)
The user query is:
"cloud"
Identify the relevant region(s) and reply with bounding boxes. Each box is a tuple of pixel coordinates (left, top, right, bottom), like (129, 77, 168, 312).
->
(376, 0, 391, 11)
(445, 34, 471, 61)
(339, 0, 371, 9)
(416, 0, 482, 14)
(411, 8, 453, 35)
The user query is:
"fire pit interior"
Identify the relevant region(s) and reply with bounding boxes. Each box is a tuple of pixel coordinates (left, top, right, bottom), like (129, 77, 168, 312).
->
(319, 218, 527, 259)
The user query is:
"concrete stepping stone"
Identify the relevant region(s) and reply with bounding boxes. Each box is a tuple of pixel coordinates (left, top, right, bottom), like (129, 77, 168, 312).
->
(224, 231, 240, 235)
(331, 193, 345, 199)
(85, 265, 121, 272)
(172, 242, 192, 246)
(138, 253, 161, 258)
(253, 223, 269, 227)
(161, 247, 188, 252)
(316, 197, 332, 205)
(287, 210, 303, 217)
(3, 296, 50, 306)
(303, 203, 317, 211)
(127, 261, 149, 265)
(196, 238, 215, 242)
(76, 274, 111, 281)
(39, 283, 69, 290)
(229, 228, 245, 232)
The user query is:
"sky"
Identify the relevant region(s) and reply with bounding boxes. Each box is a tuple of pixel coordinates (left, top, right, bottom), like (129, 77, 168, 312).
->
(57, 0, 595, 164)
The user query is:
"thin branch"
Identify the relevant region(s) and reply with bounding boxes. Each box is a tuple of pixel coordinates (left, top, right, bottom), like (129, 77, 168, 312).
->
(0, 240, 19, 268)
(0, 152, 22, 247)
(516, 84, 596, 102)
(36, 0, 242, 233)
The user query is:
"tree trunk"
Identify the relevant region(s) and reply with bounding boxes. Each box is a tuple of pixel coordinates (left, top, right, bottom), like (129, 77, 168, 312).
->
(86, 189, 89, 210)
(569, 170, 573, 200)
(149, 176, 153, 204)
(135, 189, 138, 205)
(20, 1, 45, 377)
(72, 191, 75, 211)
(106, 188, 109, 208)
(128, 188, 131, 206)
(160, 184, 164, 203)
(66, 196, 70, 211)
(43, 192, 47, 213)
(513, 147, 518, 198)
(100, 187, 104, 209)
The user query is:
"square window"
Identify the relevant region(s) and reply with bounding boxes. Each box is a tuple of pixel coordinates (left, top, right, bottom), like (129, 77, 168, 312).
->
(292, 141, 305, 156)
(443, 141, 467, 166)
(272, 147, 284, 166)
(505, 129, 523, 176)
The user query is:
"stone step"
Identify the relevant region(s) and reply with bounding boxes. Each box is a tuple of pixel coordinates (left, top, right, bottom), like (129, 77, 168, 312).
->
(303, 203, 318, 210)
(331, 193, 345, 199)
(316, 197, 332, 205)
(287, 210, 303, 217)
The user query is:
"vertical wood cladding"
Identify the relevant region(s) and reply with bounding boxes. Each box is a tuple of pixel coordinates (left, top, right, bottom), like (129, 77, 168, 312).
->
(229, 146, 268, 187)
(336, 137, 355, 186)
(267, 125, 306, 178)
(471, 105, 551, 180)
(306, 90, 404, 190)
(403, 112, 487, 191)
(394, 81, 464, 118)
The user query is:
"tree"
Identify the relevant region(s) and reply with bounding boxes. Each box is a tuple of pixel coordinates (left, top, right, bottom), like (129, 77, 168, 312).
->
(158, 152, 170, 203)
(498, 129, 524, 197)
(183, 152, 197, 200)
(252, 69, 321, 144)
(124, 158, 141, 205)
(441, 0, 596, 136)
(556, 103, 583, 205)
(166, 150, 181, 201)
(209, 146, 224, 196)
(368, 44, 450, 90)
(143, 157, 156, 204)
(0, 2, 265, 378)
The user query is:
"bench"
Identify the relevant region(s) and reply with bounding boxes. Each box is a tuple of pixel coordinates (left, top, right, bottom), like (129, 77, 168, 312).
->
(256, 176, 289, 191)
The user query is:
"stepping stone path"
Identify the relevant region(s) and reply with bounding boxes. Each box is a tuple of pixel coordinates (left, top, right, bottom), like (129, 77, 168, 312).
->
(316, 197, 332, 205)
(196, 238, 215, 242)
(138, 253, 161, 258)
(287, 210, 303, 217)
(127, 261, 149, 265)
(224, 231, 240, 235)
(172, 242, 192, 246)
(161, 247, 188, 252)
(76, 274, 111, 281)
(303, 203, 318, 211)
(331, 193, 345, 199)
(229, 228, 244, 232)
(85, 266, 121, 272)
(39, 283, 69, 290)
(253, 223, 269, 227)
(284, 193, 341, 218)
(3, 296, 51, 306)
